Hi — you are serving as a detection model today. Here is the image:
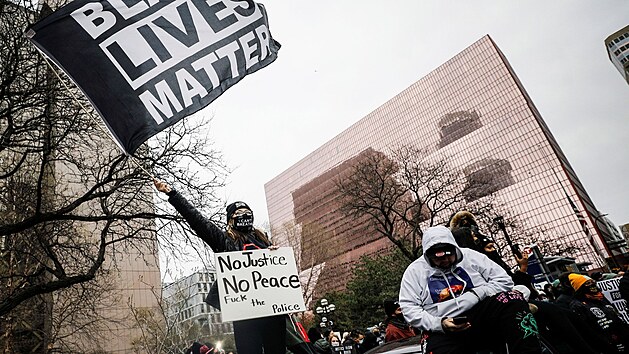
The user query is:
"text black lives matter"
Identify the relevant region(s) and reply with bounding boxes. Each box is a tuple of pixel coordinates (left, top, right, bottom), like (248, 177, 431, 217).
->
(70, 0, 273, 124)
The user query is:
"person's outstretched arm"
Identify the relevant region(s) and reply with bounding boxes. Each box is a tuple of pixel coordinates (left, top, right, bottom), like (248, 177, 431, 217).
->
(154, 179, 228, 252)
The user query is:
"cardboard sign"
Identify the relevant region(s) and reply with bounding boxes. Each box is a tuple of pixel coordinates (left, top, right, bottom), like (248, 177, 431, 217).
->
(215, 247, 305, 321)
(598, 277, 629, 324)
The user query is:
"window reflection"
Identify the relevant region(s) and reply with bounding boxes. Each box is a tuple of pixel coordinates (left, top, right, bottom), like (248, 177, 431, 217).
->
(463, 158, 515, 202)
(437, 110, 483, 147)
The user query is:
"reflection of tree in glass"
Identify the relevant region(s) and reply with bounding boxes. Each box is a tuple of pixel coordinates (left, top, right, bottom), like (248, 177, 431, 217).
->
(437, 110, 483, 148)
(463, 158, 515, 202)
(336, 145, 496, 262)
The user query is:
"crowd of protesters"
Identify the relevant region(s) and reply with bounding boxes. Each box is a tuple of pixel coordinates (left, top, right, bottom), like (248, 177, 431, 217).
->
(432, 210, 629, 354)
(155, 178, 629, 354)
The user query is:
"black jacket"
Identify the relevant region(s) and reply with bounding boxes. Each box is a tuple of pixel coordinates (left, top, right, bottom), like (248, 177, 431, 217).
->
(569, 296, 629, 353)
(168, 190, 271, 252)
(168, 190, 271, 308)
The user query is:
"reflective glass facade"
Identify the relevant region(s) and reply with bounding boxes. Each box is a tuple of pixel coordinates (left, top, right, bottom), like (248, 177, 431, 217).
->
(265, 36, 615, 294)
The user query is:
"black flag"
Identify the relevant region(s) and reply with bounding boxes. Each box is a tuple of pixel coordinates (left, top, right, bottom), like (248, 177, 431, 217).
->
(27, 0, 280, 154)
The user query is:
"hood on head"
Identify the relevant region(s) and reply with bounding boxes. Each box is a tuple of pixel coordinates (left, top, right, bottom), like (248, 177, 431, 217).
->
(449, 211, 477, 230)
(422, 226, 463, 267)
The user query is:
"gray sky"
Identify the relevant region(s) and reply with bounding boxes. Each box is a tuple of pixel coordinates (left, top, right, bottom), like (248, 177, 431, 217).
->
(201, 1, 629, 231)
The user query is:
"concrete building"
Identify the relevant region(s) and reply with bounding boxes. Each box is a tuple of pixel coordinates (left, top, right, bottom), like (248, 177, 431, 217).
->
(163, 270, 233, 337)
(265, 35, 620, 297)
(605, 24, 629, 84)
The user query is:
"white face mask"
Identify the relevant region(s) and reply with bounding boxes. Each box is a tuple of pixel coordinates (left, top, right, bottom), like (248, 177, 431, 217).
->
(331, 341, 340, 347)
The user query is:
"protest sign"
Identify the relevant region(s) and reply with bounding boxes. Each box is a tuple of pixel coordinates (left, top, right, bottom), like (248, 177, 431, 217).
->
(598, 277, 629, 324)
(215, 247, 305, 322)
(333, 345, 354, 353)
(27, 0, 280, 154)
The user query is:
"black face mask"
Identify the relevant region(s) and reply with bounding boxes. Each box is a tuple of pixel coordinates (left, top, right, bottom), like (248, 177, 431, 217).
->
(233, 213, 253, 231)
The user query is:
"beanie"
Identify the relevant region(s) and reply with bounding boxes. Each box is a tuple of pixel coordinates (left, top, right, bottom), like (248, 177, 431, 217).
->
(568, 273, 592, 291)
(226, 201, 251, 221)
(449, 211, 478, 230)
(383, 300, 399, 317)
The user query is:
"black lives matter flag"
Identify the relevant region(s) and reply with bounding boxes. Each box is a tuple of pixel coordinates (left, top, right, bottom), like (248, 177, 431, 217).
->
(27, 0, 280, 154)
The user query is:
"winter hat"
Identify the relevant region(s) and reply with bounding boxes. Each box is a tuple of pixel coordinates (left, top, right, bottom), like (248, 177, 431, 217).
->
(568, 273, 592, 291)
(426, 243, 456, 258)
(226, 201, 251, 221)
(383, 300, 400, 317)
(449, 211, 478, 231)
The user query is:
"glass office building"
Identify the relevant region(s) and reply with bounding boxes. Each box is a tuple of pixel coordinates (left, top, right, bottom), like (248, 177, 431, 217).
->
(605, 24, 629, 85)
(265, 35, 616, 295)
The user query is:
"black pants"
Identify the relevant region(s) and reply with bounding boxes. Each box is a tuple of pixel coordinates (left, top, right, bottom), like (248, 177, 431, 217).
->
(233, 315, 286, 354)
(425, 291, 541, 354)
(531, 300, 603, 354)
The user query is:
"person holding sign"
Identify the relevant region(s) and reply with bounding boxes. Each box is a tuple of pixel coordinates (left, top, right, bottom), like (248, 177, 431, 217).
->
(154, 179, 284, 354)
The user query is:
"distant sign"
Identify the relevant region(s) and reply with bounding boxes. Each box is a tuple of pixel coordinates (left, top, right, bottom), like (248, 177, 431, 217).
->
(523, 244, 549, 283)
(333, 345, 354, 353)
(598, 277, 629, 324)
(215, 247, 305, 322)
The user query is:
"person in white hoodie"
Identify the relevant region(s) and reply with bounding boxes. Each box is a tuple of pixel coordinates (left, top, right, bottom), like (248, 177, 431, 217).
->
(399, 226, 541, 354)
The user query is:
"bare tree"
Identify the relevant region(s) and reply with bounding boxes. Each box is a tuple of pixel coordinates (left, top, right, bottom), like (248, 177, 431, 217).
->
(275, 221, 335, 307)
(336, 146, 490, 262)
(1, 0, 228, 351)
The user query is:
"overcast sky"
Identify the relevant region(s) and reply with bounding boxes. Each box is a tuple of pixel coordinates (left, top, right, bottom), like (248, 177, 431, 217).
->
(197, 1, 629, 231)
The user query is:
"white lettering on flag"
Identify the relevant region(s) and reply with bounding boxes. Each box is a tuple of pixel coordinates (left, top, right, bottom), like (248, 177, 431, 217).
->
(98, 0, 263, 89)
(28, 0, 280, 154)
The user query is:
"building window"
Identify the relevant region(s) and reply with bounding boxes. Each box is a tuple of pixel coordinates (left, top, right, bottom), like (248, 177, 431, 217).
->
(463, 158, 515, 202)
(437, 110, 483, 147)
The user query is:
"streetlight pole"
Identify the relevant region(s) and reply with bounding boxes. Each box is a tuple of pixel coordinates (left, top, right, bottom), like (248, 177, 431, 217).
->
(315, 298, 336, 330)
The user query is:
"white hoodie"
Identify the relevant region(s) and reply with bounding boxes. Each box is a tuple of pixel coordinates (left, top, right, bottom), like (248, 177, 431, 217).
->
(399, 225, 513, 333)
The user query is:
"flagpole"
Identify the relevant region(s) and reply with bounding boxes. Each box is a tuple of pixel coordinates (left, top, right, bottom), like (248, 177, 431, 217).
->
(32, 44, 155, 180)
